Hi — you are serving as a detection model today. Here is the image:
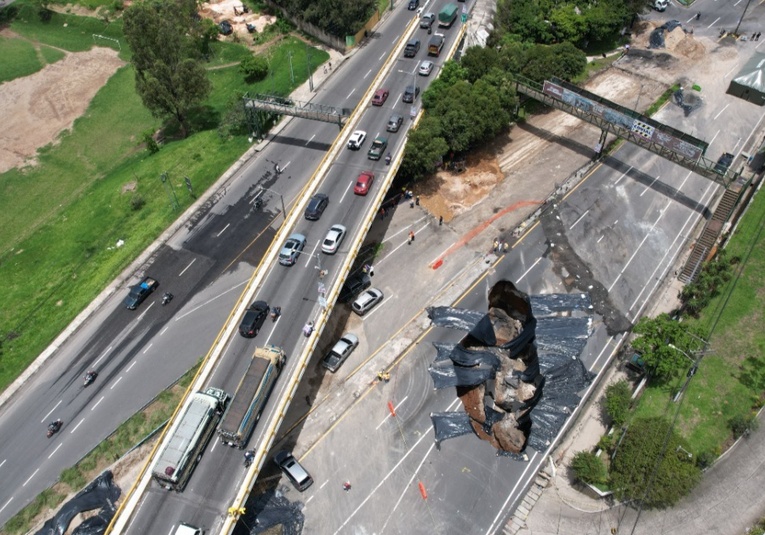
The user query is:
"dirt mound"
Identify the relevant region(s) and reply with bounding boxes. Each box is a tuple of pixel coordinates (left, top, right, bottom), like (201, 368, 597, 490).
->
(200, 0, 276, 39)
(0, 46, 124, 173)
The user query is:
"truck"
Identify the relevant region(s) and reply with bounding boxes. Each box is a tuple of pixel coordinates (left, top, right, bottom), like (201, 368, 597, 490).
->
(428, 33, 445, 56)
(124, 276, 159, 310)
(438, 3, 458, 28)
(218, 345, 286, 448)
(152, 387, 228, 491)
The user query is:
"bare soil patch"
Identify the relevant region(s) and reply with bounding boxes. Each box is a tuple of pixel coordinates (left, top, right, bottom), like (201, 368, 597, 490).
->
(0, 46, 124, 173)
(200, 0, 277, 40)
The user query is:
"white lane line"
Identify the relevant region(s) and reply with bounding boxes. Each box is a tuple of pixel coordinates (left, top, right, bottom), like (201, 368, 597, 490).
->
(383, 442, 438, 529)
(708, 129, 720, 146)
(713, 104, 730, 121)
(127, 361, 137, 372)
(360, 295, 392, 320)
(23, 469, 39, 487)
(282, 161, 291, 171)
(142, 343, 153, 354)
(179, 258, 196, 276)
(339, 178, 354, 204)
(167, 527, 175, 535)
(304, 241, 322, 268)
(484, 451, 539, 534)
(93, 345, 112, 367)
(41, 400, 62, 423)
(70, 418, 85, 434)
(48, 443, 63, 459)
(111, 376, 123, 390)
(364, 69, 372, 79)
(569, 209, 589, 230)
(320, 479, 330, 489)
(640, 175, 660, 196)
(306, 495, 315, 504)
(175, 280, 247, 320)
(707, 17, 720, 29)
(216, 223, 231, 237)
(346, 88, 355, 99)
(0, 459, 5, 469)
(376, 396, 409, 430)
(379, 51, 387, 60)
(597, 235, 605, 243)
(517, 258, 542, 283)
(724, 64, 740, 78)
(589, 335, 618, 372)
(305, 135, 316, 147)
(160, 326, 169, 336)
(210, 438, 218, 453)
(92, 396, 104, 411)
(0, 497, 13, 515)
(613, 165, 632, 186)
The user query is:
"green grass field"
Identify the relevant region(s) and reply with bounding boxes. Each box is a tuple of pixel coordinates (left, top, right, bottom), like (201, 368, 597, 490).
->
(0, 9, 327, 390)
(0, 35, 43, 82)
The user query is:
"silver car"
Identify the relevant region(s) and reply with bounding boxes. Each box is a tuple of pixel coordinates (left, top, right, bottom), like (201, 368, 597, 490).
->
(418, 60, 433, 76)
(279, 233, 306, 266)
(351, 288, 384, 316)
(321, 224, 347, 254)
(322, 333, 359, 372)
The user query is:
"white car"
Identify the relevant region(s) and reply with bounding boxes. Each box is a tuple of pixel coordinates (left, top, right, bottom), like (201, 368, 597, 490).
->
(347, 130, 366, 150)
(321, 224, 347, 254)
(352, 288, 384, 316)
(418, 60, 434, 76)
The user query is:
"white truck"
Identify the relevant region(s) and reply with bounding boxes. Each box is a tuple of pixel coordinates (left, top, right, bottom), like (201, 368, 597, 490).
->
(653, 0, 669, 12)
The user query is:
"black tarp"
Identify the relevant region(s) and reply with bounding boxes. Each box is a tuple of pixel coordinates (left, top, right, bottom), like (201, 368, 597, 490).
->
(431, 411, 474, 445)
(428, 359, 497, 389)
(35, 471, 120, 535)
(649, 20, 683, 48)
(237, 488, 305, 535)
(433, 342, 501, 368)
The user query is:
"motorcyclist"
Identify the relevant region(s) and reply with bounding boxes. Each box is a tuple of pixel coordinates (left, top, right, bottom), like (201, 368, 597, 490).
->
(84, 371, 98, 385)
(303, 321, 314, 337)
(270, 306, 281, 321)
(47, 419, 62, 436)
(244, 450, 255, 467)
(385, 152, 392, 165)
(162, 292, 173, 305)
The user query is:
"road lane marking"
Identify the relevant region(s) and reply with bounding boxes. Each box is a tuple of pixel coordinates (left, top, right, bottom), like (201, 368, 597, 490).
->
(713, 104, 729, 121)
(93, 345, 112, 367)
(175, 280, 247, 320)
(306, 495, 314, 504)
(607, 204, 667, 293)
(382, 441, 438, 531)
(216, 223, 231, 237)
(305, 135, 316, 147)
(179, 258, 196, 276)
(142, 343, 153, 354)
(0, 497, 13, 514)
(379, 51, 387, 60)
(168, 527, 175, 535)
(71, 418, 85, 434)
(0, 459, 5, 469)
(127, 361, 137, 372)
(48, 443, 63, 459)
(517, 257, 542, 283)
(613, 165, 632, 186)
(339, 178, 354, 203)
(597, 235, 604, 243)
(589, 335, 618, 372)
(92, 396, 104, 411)
(485, 451, 539, 534)
(707, 17, 720, 29)
(160, 326, 169, 335)
(320, 479, 329, 489)
(364, 69, 372, 79)
(41, 400, 62, 423)
(346, 89, 355, 99)
(569, 209, 589, 229)
(111, 376, 123, 390)
(376, 396, 408, 429)
(359, 295, 392, 320)
(640, 174, 660, 196)
(22, 469, 39, 487)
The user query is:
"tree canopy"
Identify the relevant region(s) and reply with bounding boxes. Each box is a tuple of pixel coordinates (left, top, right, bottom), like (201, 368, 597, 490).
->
(610, 417, 701, 509)
(123, 0, 212, 136)
(274, 0, 377, 37)
(631, 313, 707, 382)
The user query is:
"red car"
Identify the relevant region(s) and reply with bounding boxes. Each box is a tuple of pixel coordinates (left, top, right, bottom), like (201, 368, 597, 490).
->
(354, 171, 375, 196)
(372, 88, 389, 106)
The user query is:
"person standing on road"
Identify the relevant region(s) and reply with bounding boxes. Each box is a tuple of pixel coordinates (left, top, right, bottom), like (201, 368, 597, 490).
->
(409, 230, 415, 244)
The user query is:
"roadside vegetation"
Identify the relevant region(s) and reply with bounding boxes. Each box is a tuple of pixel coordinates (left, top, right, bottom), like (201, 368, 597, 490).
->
(2, 364, 200, 534)
(0, 0, 327, 391)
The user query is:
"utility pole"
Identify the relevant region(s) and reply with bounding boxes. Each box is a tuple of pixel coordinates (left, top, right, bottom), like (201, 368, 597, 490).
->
(160, 172, 180, 211)
(734, 0, 753, 36)
(288, 51, 295, 84)
(305, 42, 314, 92)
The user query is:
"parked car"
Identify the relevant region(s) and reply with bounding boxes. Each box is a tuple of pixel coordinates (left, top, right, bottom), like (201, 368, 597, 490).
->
(274, 451, 314, 491)
(402, 84, 420, 103)
(339, 272, 371, 303)
(420, 12, 435, 29)
(352, 287, 384, 316)
(386, 114, 404, 133)
(238, 301, 269, 338)
(418, 60, 434, 76)
(279, 233, 306, 266)
(367, 136, 388, 160)
(304, 193, 329, 220)
(354, 171, 375, 196)
(219, 20, 233, 35)
(322, 333, 360, 372)
(714, 152, 734, 174)
(321, 224, 347, 254)
(372, 88, 390, 106)
(348, 130, 366, 150)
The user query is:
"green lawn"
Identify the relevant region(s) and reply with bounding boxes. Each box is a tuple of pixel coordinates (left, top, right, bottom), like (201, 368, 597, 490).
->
(39, 44, 66, 64)
(633, 188, 765, 457)
(0, 35, 42, 82)
(0, 10, 327, 391)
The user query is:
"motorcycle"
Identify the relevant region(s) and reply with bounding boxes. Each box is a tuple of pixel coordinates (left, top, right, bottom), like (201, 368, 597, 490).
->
(47, 419, 63, 438)
(270, 306, 281, 322)
(161, 292, 173, 306)
(385, 152, 392, 165)
(84, 371, 98, 387)
(244, 450, 255, 468)
(303, 321, 314, 337)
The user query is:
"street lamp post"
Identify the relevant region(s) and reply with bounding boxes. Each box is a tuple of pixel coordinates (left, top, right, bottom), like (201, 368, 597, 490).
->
(258, 187, 287, 222)
(667, 344, 700, 402)
(288, 51, 295, 85)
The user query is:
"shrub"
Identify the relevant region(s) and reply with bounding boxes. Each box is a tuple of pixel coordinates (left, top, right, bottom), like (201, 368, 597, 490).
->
(571, 451, 608, 485)
(729, 413, 759, 439)
(142, 130, 160, 154)
(240, 55, 269, 83)
(604, 379, 632, 427)
(130, 193, 146, 211)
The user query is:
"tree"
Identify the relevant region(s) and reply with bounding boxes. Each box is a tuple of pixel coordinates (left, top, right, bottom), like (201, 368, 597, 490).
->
(399, 116, 449, 182)
(123, 0, 212, 136)
(571, 451, 608, 485)
(604, 380, 632, 427)
(631, 313, 706, 382)
(240, 56, 269, 83)
(278, 0, 376, 37)
(610, 417, 701, 509)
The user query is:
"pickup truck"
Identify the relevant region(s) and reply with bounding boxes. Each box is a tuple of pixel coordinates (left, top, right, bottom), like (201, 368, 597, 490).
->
(428, 33, 445, 56)
(124, 276, 159, 310)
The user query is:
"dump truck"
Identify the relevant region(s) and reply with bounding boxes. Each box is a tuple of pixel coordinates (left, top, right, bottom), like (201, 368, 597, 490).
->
(218, 345, 286, 448)
(438, 3, 458, 28)
(152, 387, 228, 491)
(428, 33, 445, 56)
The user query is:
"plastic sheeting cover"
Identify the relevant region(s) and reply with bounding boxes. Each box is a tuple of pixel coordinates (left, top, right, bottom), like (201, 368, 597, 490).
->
(431, 411, 474, 445)
(429, 359, 497, 389)
(35, 471, 120, 535)
(433, 342, 501, 368)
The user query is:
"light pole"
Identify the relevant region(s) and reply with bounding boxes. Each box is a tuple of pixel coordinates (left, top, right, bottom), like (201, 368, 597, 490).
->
(288, 51, 295, 85)
(305, 42, 314, 92)
(667, 344, 700, 402)
(258, 187, 287, 222)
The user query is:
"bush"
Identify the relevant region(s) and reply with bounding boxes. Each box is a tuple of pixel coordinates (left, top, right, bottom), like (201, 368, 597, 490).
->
(571, 451, 608, 485)
(130, 192, 146, 211)
(142, 130, 160, 154)
(696, 450, 717, 470)
(240, 55, 269, 83)
(604, 379, 632, 427)
(728, 413, 759, 439)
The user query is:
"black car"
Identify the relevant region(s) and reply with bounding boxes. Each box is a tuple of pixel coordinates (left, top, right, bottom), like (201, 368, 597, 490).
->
(238, 300, 269, 338)
(304, 193, 329, 220)
(338, 272, 372, 303)
(714, 152, 734, 175)
(408, 0, 419, 10)
(402, 84, 420, 103)
(219, 20, 233, 35)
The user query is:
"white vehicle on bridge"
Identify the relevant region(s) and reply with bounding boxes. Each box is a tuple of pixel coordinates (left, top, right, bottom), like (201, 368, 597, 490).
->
(152, 387, 229, 492)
